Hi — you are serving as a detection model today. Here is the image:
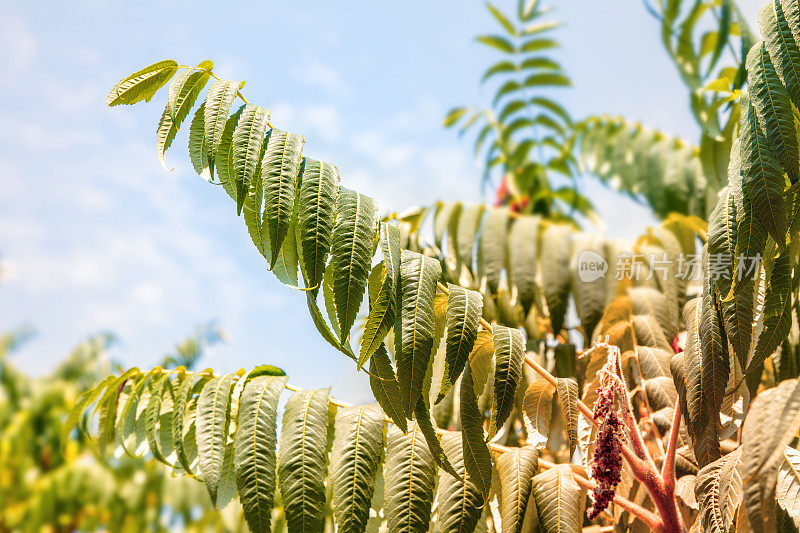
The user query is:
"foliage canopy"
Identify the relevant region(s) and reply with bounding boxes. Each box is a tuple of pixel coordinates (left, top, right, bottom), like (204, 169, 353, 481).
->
(39, 0, 800, 532)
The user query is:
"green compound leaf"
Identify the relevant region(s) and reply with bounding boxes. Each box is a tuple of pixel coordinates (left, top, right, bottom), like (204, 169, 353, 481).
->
(396, 250, 442, 418)
(384, 423, 438, 532)
(461, 360, 493, 500)
(438, 284, 482, 402)
(436, 431, 485, 533)
(203, 80, 240, 173)
(369, 344, 408, 433)
(231, 104, 271, 212)
(492, 324, 526, 434)
(297, 159, 340, 290)
(329, 188, 377, 341)
(234, 375, 287, 533)
(277, 388, 330, 532)
(196, 372, 236, 507)
(331, 404, 386, 533)
(261, 129, 304, 255)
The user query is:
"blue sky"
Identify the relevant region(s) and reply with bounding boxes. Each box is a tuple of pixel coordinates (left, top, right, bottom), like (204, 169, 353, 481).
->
(0, 0, 760, 402)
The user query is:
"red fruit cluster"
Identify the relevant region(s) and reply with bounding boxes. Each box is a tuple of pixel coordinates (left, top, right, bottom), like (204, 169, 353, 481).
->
(587, 386, 623, 520)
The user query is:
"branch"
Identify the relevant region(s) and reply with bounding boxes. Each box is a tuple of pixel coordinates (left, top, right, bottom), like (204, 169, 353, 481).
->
(661, 401, 681, 495)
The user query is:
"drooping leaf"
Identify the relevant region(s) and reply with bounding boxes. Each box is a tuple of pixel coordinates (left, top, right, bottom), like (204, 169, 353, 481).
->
(477, 208, 509, 293)
(724, 143, 760, 370)
(95, 368, 139, 449)
(144, 371, 170, 464)
(368, 344, 407, 433)
(213, 104, 245, 201)
(438, 284, 483, 402)
(748, 40, 799, 183)
(542, 224, 572, 334)
(157, 61, 213, 169)
(760, 0, 800, 111)
(456, 205, 486, 272)
(196, 372, 236, 506)
(436, 431, 485, 533)
(331, 404, 386, 533)
(209, 439, 236, 508)
(434, 201, 461, 247)
(632, 313, 672, 351)
(707, 186, 737, 303)
(699, 269, 729, 445)
(234, 375, 287, 533)
(677, 299, 701, 438)
(492, 324, 526, 433)
(522, 380, 555, 449)
(739, 93, 787, 245)
(62, 373, 113, 443)
(359, 277, 396, 369)
(507, 216, 540, 313)
(628, 287, 677, 346)
(297, 159, 340, 290)
(413, 397, 459, 478)
(777, 446, 800, 528)
(231, 104, 271, 212)
(277, 388, 330, 532)
(329, 188, 377, 341)
(107, 60, 178, 106)
(531, 464, 583, 533)
(752, 248, 793, 373)
(188, 102, 211, 180)
(571, 233, 606, 338)
(261, 130, 304, 255)
(172, 372, 202, 476)
(461, 360, 493, 499)
(555, 378, 578, 457)
(380, 222, 402, 294)
(644, 376, 679, 412)
(497, 446, 540, 533)
(741, 378, 800, 532)
(384, 423, 438, 531)
(396, 250, 442, 418)
(775, 446, 800, 525)
(696, 447, 743, 533)
(117, 371, 156, 456)
(203, 80, 240, 172)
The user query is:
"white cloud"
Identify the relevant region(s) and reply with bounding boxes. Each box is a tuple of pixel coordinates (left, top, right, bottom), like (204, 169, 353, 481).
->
(0, 15, 36, 87)
(270, 102, 342, 144)
(290, 62, 349, 97)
